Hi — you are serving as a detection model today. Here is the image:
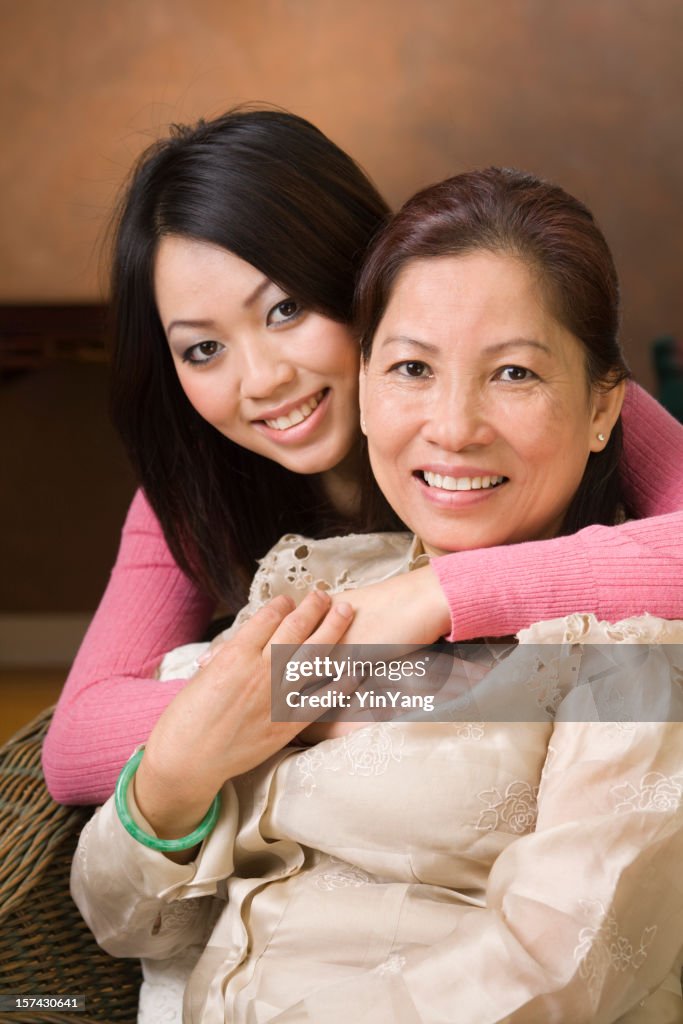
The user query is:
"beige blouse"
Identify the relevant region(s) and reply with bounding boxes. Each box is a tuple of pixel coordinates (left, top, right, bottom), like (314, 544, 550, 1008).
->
(71, 532, 683, 1023)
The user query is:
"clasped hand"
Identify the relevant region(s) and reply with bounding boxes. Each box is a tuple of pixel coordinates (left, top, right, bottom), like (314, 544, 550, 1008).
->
(133, 590, 354, 843)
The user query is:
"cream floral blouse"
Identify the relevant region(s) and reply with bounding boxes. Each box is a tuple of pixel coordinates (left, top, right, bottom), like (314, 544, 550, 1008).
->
(71, 533, 683, 1023)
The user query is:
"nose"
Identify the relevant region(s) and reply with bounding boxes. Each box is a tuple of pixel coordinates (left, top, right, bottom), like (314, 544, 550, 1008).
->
(239, 337, 296, 400)
(420, 378, 496, 451)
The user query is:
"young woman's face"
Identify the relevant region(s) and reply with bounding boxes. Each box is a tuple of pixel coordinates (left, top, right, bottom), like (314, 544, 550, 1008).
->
(359, 252, 623, 556)
(155, 236, 361, 475)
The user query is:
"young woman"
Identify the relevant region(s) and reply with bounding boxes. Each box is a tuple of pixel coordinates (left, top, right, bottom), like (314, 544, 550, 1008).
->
(72, 168, 683, 1023)
(43, 108, 683, 805)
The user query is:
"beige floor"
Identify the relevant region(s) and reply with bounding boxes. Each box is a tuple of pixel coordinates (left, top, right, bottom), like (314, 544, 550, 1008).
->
(0, 668, 65, 745)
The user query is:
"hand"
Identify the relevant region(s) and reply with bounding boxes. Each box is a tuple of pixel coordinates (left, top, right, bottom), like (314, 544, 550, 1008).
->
(331, 564, 451, 648)
(134, 591, 353, 842)
(298, 569, 452, 744)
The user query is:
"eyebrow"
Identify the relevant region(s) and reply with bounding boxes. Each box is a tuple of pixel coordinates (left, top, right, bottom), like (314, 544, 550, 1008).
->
(379, 335, 552, 356)
(167, 317, 217, 336)
(379, 335, 439, 354)
(483, 338, 552, 356)
(243, 276, 274, 309)
(166, 277, 274, 336)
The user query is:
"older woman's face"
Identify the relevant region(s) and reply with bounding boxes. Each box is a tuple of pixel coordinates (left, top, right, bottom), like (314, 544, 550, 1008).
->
(359, 252, 622, 556)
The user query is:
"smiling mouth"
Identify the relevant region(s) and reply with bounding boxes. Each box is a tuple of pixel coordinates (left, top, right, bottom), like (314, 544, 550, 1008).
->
(261, 390, 327, 431)
(418, 471, 508, 492)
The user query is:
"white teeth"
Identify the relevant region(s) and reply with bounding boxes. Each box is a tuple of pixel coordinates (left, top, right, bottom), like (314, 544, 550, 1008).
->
(264, 391, 323, 430)
(423, 471, 505, 491)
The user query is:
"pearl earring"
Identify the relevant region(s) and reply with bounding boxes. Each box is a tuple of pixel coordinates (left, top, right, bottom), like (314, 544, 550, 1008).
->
(597, 433, 606, 443)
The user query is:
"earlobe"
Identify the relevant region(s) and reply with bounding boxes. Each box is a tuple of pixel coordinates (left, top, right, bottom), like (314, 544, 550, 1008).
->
(589, 378, 626, 452)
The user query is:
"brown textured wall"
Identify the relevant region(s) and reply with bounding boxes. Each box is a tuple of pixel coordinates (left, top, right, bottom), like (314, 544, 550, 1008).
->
(2, 0, 682, 386)
(0, 358, 135, 612)
(1, 0, 681, 614)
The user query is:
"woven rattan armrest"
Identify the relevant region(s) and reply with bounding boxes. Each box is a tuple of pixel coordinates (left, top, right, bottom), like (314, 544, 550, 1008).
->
(0, 706, 141, 1023)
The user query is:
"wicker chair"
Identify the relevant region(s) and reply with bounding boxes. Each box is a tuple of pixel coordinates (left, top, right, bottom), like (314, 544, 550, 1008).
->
(0, 706, 141, 1023)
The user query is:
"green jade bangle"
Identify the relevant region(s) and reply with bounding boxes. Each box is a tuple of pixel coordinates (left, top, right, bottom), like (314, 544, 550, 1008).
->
(114, 747, 221, 853)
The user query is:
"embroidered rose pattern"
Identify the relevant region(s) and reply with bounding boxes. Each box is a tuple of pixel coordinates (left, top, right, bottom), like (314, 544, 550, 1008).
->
(611, 771, 683, 814)
(453, 722, 485, 740)
(574, 900, 657, 996)
(475, 780, 538, 834)
(340, 725, 404, 778)
(296, 725, 405, 796)
(313, 861, 372, 891)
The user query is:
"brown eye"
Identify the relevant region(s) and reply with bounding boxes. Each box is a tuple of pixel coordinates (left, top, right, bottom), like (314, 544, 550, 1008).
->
(394, 361, 430, 378)
(498, 365, 535, 382)
(183, 340, 223, 364)
(267, 299, 303, 326)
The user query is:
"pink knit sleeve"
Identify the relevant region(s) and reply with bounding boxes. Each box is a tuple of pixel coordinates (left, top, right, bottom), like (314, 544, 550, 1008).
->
(433, 383, 683, 641)
(42, 490, 216, 805)
(620, 381, 683, 515)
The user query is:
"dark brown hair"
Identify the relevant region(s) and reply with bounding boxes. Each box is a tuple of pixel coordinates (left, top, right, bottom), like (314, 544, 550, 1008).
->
(109, 107, 390, 607)
(355, 167, 631, 535)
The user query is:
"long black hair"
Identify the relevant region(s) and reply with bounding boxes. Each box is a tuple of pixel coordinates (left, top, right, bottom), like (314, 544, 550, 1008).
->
(356, 167, 631, 537)
(109, 108, 391, 607)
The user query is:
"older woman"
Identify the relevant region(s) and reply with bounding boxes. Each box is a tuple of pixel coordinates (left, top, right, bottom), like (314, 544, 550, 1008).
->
(72, 169, 682, 1023)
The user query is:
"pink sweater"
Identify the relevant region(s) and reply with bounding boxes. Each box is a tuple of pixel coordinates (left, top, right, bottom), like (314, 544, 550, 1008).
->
(43, 383, 683, 805)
